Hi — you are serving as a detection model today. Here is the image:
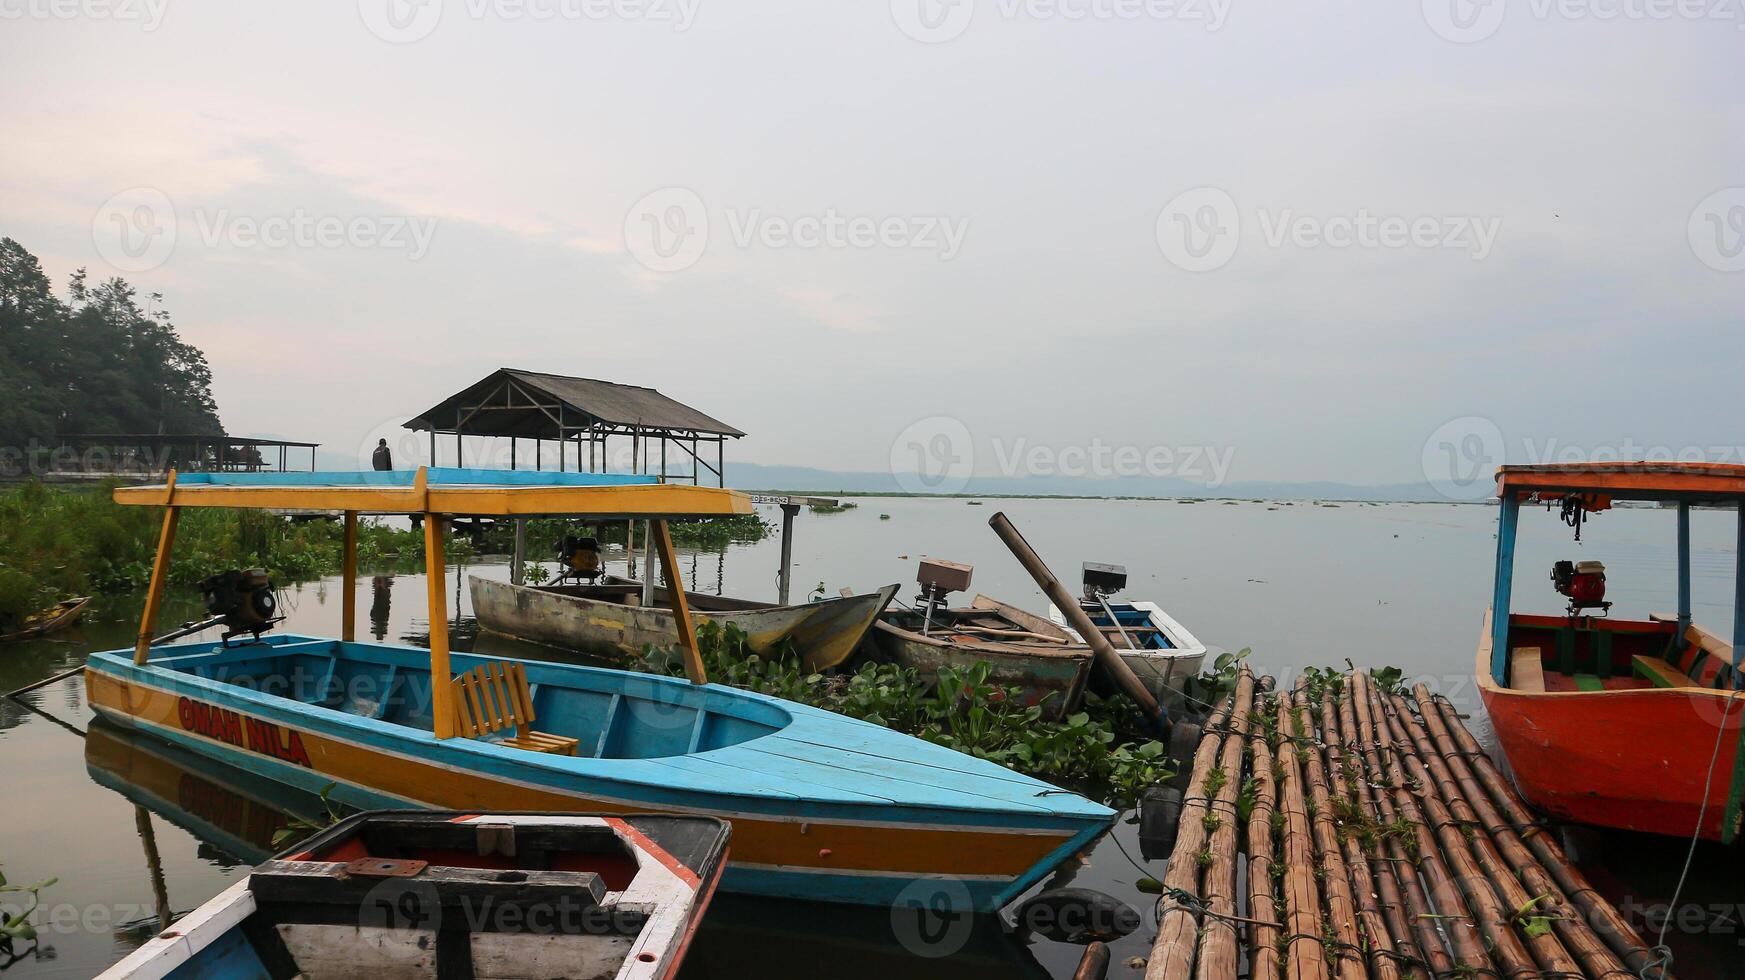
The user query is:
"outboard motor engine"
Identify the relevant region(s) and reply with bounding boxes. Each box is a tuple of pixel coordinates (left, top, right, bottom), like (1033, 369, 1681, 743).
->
(1551, 559, 1610, 616)
(1081, 561, 1128, 602)
(915, 559, 972, 636)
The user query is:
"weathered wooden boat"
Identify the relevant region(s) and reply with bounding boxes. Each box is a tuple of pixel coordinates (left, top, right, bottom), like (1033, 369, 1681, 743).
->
(83, 469, 1114, 912)
(97, 810, 729, 980)
(869, 562, 1093, 720)
(1046, 563, 1207, 706)
(0, 595, 90, 642)
(1478, 462, 1745, 842)
(471, 575, 897, 671)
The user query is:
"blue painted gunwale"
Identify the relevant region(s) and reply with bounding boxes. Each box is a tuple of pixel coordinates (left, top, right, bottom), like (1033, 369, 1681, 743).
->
(167, 468, 661, 488)
(85, 634, 1114, 909)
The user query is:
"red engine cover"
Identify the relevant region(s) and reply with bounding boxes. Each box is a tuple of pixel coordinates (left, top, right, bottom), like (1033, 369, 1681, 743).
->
(1564, 572, 1606, 604)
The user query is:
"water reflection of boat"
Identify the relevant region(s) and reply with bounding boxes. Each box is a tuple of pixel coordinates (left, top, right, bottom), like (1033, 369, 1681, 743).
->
(86, 470, 1114, 912)
(687, 894, 1052, 980)
(471, 576, 898, 671)
(98, 810, 730, 980)
(84, 721, 325, 865)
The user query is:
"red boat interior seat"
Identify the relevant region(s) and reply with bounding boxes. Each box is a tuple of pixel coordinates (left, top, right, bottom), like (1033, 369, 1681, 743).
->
(1510, 647, 1545, 692)
(1631, 655, 1690, 689)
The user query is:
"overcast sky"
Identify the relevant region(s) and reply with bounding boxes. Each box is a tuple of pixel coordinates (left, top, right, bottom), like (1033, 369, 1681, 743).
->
(3, 0, 1741, 488)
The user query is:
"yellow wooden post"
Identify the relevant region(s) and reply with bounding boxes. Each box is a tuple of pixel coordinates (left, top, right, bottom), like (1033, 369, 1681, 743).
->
(341, 510, 359, 642)
(650, 519, 707, 684)
(134, 470, 181, 664)
(419, 468, 455, 738)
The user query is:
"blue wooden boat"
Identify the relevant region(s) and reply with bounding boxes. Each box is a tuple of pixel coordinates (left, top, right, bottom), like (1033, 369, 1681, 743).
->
(83, 468, 1114, 912)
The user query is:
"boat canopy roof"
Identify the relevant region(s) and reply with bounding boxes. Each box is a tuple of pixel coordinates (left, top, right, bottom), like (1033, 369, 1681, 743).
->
(111, 466, 755, 518)
(1496, 462, 1745, 505)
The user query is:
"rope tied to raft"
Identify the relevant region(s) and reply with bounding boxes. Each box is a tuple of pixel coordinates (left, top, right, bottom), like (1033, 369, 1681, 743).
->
(1638, 945, 1672, 980)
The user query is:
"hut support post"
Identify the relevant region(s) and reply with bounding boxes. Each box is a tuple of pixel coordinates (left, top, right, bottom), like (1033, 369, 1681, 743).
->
(341, 511, 358, 642)
(134, 471, 182, 664)
(1677, 502, 1692, 647)
(511, 518, 527, 586)
(1489, 493, 1519, 683)
(777, 502, 800, 604)
(651, 519, 706, 684)
(426, 511, 454, 739)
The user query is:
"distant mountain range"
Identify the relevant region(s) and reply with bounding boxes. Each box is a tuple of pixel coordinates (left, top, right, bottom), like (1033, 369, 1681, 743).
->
(723, 463, 1455, 503)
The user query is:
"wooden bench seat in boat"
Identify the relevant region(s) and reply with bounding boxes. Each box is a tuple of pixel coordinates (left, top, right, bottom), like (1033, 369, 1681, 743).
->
(1510, 647, 1546, 692)
(453, 662, 579, 755)
(1633, 655, 1693, 689)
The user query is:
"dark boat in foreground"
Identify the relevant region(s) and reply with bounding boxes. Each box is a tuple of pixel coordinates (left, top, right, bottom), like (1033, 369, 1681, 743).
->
(98, 810, 730, 980)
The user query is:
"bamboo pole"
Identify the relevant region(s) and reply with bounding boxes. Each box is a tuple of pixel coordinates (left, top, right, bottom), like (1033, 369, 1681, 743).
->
(1193, 670, 1258, 980)
(1425, 692, 1659, 975)
(1276, 686, 1331, 980)
(341, 510, 358, 643)
(1386, 692, 1585, 978)
(1292, 689, 1369, 980)
(1149, 685, 1242, 980)
(134, 469, 181, 663)
(1314, 688, 1401, 980)
(1338, 674, 1433, 979)
(1246, 703, 1283, 980)
(1374, 692, 1540, 980)
(1361, 677, 1493, 977)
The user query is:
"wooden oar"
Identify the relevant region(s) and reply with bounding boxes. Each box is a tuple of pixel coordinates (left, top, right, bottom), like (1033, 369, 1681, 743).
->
(5, 660, 87, 700)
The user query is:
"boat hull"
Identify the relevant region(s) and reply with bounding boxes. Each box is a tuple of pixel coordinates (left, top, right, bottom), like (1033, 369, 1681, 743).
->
(471, 577, 896, 671)
(1047, 599, 1207, 705)
(870, 597, 1092, 721)
(84, 636, 1112, 912)
(1475, 644, 1745, 841)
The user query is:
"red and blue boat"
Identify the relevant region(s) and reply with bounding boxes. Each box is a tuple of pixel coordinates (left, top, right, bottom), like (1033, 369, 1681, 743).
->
(1478, 462, 1745, 842)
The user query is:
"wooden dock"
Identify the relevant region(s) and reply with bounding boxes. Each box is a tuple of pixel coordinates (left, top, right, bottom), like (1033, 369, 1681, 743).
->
(1147, 668, 1664, 980)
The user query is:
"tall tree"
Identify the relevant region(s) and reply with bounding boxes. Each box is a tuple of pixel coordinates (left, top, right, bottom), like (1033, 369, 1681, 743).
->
(0, 237, 223, 457)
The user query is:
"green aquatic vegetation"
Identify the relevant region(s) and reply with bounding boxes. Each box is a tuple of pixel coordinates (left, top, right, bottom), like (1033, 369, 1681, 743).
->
(0, 481, 460, 627)
(807, 500, 857, 515)
(270, 782, 352, 850)
(640, 621, 1176, 808)
(0, 861, 57, 957)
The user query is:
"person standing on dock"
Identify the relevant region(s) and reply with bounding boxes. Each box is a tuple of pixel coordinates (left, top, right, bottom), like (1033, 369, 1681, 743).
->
(372, 438, 392, 471)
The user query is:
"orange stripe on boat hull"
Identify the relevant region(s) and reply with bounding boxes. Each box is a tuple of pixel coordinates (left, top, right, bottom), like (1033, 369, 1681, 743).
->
(1475, 648, 1745, 841)
(86, 671, 1074, 879)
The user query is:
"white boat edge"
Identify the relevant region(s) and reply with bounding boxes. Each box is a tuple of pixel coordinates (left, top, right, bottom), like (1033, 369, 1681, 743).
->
(1046, 600, 1208, 699)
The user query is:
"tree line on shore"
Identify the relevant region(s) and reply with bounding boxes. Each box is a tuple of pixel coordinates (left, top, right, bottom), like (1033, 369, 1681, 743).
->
(0, 236, 222, 461)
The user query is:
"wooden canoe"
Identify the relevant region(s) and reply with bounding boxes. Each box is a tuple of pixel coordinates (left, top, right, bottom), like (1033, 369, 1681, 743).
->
(0, 595, 91, 643)
(471, 577, 898, 671)
(869, 595, 1094, 721)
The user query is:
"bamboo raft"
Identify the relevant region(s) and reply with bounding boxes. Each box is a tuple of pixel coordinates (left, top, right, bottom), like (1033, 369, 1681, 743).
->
(1147, 668, 1665, 980)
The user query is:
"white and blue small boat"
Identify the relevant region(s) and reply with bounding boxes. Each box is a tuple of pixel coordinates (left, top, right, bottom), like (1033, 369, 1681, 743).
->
(1048, 562, 1207, 705)
(83, 469, 1114, 913)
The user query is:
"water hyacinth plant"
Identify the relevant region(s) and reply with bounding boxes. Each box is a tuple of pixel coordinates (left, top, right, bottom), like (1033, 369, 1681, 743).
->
(641, 621, 1176, 809)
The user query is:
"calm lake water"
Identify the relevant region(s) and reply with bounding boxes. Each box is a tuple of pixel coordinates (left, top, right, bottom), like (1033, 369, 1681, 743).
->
(3, 497, 1743, 979)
